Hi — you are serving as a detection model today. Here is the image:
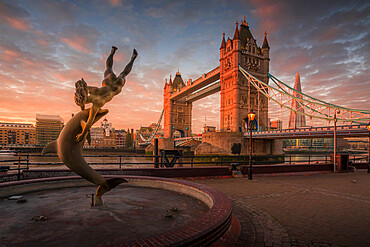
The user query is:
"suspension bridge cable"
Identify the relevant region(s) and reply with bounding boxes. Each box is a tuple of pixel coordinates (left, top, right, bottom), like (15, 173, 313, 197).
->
(239, 65, 370, 123)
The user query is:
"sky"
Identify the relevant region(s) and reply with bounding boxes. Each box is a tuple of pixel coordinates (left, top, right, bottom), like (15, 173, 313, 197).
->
(0, 0, 369, 133)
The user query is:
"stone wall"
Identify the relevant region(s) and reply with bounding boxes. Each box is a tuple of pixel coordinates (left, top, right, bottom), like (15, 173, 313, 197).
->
(196, 132, 283, 155)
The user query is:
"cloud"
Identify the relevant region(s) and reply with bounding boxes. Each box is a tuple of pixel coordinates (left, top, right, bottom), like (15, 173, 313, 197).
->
(0, 1, 31, 31)
(0, 0, 368, 132)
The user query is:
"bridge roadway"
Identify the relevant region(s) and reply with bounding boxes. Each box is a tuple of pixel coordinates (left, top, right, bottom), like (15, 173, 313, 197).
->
(247, 124, 369, 139)
(171, 124, 368, 146)
(170, 66, 220, 101)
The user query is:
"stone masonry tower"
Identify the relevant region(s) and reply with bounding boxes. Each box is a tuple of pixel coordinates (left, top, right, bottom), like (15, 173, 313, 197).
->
(220, 18, 270, 132)
(163, 71, 192, 138)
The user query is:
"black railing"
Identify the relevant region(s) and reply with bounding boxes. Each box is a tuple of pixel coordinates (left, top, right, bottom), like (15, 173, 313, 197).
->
(0, 153, 29, 180)
(1, 153, 367, 178)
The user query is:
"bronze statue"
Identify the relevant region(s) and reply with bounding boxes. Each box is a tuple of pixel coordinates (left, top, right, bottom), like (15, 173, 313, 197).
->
(74, 47, 138, 142)
(43, 47, 137, 206)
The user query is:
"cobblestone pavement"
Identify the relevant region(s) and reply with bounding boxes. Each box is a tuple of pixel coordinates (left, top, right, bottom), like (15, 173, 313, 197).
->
(189, 171, 370, 247)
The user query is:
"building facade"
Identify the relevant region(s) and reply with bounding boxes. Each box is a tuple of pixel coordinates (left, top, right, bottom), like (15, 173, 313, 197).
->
(35, 114, 64, 146)
(84, 118, 116, 149)
(115, 129, 127, 148)
(0, 123, 35, 147)
(220, 18, 270, 132)
(163, 72, 192, 138)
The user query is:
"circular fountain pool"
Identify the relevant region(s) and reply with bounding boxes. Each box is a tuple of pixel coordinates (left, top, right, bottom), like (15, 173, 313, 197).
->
(0, 176, 239, 246)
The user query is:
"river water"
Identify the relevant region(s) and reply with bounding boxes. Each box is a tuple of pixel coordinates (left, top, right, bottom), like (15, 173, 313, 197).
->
(0, 151, 155, 170)
(1, 151, 366, 171)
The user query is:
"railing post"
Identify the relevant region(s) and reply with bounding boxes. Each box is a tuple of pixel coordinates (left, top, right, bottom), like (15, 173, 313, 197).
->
(17, 152, 21, 180)
(308, 156, 311, 165)
(27, 154, 29, 170)
(119, 156, 122, 170)
(178, 150, 183, 167)
(191, 156, 194, 168)
(289, 156, 291, 165)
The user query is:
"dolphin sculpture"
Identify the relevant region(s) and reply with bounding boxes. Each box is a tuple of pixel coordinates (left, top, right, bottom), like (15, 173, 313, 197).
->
(42, 108, 127, 206)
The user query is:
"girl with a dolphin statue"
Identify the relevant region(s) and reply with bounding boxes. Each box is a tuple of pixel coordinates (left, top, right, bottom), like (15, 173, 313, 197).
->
(42, 47, 138, 206)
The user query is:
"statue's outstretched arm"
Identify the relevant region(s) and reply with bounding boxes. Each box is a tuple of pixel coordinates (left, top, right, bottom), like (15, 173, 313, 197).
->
(119, 49, 138, 78)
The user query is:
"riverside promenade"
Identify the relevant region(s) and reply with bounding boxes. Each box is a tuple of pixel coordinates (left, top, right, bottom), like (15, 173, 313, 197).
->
(191, 170, 370, 247)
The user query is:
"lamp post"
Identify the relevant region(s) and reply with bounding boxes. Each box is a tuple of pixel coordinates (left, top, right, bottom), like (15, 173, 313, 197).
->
(333, 109, 340, 173)
(367, 122, 370, 173)
(247, 110, 256, 180)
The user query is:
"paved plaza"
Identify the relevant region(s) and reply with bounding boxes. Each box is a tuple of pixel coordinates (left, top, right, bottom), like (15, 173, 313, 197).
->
(191, 170, 370, 247)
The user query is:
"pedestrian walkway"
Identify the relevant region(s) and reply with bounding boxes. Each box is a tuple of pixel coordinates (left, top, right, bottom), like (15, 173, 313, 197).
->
(191, 171, 370, 247)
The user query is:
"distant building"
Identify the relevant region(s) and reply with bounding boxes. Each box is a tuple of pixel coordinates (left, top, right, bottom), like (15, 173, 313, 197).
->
(283, 138, 349, 151)
(269, 120, 282, 130)
(84, 118, 116, 149)
(115, 129, 127, 148)
(135, 123, 163, 146)
(0, 122, 36, 147)
(203, 126, 216, 133)
(289, 73, 306, 128)
(35, 114, 64, 146)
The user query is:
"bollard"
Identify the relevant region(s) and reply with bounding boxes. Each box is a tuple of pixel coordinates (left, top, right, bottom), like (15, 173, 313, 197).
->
(154, 139, 159, 168)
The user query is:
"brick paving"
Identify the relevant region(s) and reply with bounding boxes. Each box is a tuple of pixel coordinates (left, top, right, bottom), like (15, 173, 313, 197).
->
(190, 170, 370, 247)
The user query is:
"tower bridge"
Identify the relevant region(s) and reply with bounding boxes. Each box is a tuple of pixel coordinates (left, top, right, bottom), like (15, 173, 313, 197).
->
(141, 18, 370, 155)
(164, 18, 270, 140)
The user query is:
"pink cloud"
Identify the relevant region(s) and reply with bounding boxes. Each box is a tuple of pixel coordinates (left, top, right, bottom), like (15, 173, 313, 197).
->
(315, 27, 340, 42)
(3, 16, 30, 31)
(109, 0, 122, 6)
(61, 36, 91, 54)
(249, 0, 282, 33)
(0, 47, 23, 62)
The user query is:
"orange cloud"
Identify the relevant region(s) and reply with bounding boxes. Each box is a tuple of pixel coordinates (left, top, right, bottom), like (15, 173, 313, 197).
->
(4, 16, 30, 31)
(0, 49, 23, 62)
(109, 0, 122, 6)
(61, 36, 91, 54)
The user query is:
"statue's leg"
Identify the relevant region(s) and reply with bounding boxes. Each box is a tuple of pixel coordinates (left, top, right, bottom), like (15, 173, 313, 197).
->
(118, 49, 138, 78)
(76, 105, 100, 142)
(104, 46, 117, 78)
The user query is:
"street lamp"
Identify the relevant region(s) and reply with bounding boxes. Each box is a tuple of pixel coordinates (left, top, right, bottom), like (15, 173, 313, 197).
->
(247, 110, 256, 180)
(367, 122, 370, 173)
(333, 109, 340, 173)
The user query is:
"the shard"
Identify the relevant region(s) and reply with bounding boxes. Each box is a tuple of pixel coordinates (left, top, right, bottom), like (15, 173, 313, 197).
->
(289, 73, 306, 128)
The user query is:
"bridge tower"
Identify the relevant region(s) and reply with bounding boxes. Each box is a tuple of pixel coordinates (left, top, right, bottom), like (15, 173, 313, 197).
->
(163, 72, 192, 138)
(220, 18, 270, 132)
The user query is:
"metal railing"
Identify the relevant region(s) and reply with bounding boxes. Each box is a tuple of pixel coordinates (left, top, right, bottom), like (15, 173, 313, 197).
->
(1, 153, 367, 179)
(0, 153, 29, 180)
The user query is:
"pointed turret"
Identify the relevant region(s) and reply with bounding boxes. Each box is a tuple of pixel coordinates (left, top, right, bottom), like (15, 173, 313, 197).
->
(220, 32, 226, 50)
(262, 30, 270, 49)
(169, 75, 172, 86)
(239, 17, 253, 49)
(233, 21, 239, 40)
(172, 70, 185, 92)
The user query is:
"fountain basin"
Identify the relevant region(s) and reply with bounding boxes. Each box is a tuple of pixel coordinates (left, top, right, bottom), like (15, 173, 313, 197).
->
(0, 176, 239, 246)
